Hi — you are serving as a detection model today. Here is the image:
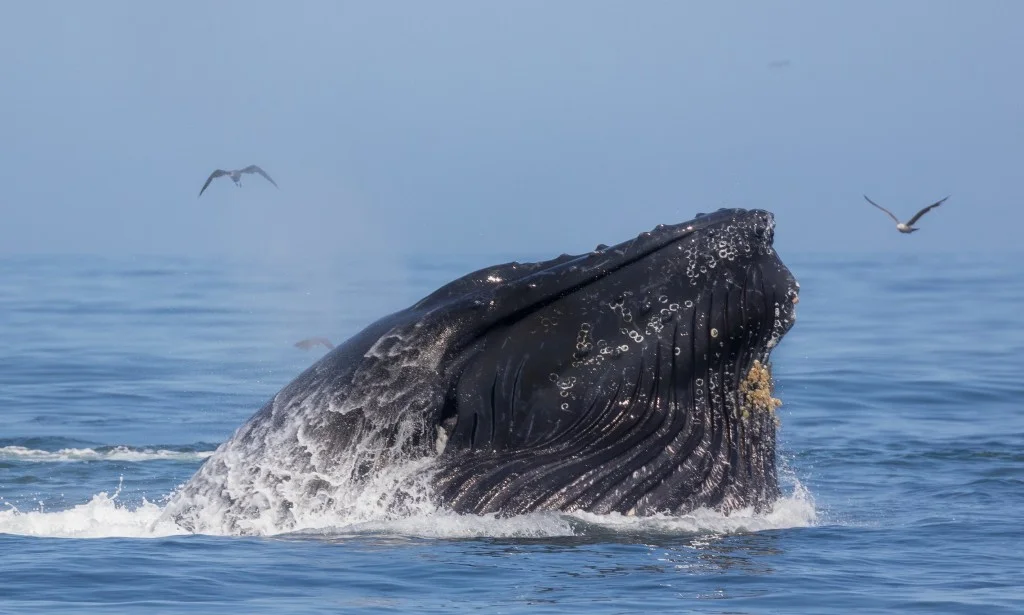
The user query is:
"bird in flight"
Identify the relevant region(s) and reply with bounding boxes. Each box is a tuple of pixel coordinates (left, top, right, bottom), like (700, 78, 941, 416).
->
(198, 165, 278, 197)
(294, 337, 334, 351)
(863, 195, 949, 234)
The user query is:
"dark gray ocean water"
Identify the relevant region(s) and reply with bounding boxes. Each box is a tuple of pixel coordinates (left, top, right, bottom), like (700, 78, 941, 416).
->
(1, 252, 1022, 613)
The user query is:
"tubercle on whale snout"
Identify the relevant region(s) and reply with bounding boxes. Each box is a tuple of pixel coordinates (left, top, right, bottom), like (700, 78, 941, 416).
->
(448, 209, 789, 328)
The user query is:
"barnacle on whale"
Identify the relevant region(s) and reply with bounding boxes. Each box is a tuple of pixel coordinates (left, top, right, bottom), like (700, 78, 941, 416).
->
(739, 359, 782, 421)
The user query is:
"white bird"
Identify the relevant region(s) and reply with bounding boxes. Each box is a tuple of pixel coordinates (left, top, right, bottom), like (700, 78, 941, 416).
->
(198, 165, 278, 197)
(863, 195, 949, 234)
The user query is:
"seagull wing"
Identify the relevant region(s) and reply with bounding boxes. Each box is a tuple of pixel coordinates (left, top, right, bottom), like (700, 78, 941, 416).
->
(241, 165, 278, 188)
(198, 169, 228, 197)
(863, 195, 901, 223)
(905, 196, 949, 226)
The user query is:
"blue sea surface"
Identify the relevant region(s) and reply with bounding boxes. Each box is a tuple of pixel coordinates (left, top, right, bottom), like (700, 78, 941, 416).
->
(1, 251, 1022, 614)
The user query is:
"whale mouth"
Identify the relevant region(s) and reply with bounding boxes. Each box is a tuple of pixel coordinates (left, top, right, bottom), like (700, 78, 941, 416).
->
(430, 208, 800, 517)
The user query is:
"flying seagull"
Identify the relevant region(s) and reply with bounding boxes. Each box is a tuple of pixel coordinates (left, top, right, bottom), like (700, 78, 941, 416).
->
(198, 165, 278, 197)
(294, 337, 334, 351)
(863, 195, 949, 234)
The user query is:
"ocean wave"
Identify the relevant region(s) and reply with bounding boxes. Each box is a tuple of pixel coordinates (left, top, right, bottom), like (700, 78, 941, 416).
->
(0, 492, 186, 539)
(0, 482, 816, 540)
(307, 482, 817, 539)
(0, 445, 214, 463)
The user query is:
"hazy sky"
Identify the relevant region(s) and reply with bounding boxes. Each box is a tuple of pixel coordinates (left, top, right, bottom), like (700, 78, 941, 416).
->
(1, 1, 1021, 259)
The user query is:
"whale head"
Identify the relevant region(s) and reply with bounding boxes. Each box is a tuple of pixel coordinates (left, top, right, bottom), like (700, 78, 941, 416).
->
(430, 207, 799, 516)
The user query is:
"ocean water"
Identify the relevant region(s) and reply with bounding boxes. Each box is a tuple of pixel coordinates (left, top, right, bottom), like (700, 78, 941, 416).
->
(1, 250, 1021, 614)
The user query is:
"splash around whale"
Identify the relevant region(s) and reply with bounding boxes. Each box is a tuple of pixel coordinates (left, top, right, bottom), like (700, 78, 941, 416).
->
(163, 208, 800, 535)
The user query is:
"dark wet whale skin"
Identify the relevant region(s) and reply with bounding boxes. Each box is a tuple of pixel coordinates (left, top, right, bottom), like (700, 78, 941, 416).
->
(165, 208, 798, 531)
(434, 208, 798, 515)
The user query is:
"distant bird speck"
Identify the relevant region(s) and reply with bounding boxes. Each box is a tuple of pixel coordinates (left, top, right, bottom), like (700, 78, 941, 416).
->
(294, 337, 334, 351)
(198, 165, 278, 197)
(863, 195, 949, 234)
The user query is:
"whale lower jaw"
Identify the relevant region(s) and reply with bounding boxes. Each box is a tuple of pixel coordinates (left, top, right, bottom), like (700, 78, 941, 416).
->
(432, 344, 787, 518)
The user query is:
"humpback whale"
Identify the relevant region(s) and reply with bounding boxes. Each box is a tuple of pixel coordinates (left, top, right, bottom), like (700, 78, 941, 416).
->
(164, 208, 799, 534)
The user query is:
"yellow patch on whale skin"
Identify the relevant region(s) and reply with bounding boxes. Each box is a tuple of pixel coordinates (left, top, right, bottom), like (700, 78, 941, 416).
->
(739, 359, 782, 424)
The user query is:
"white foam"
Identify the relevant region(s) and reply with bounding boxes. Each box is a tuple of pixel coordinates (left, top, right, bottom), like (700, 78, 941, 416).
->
(307, 482, 817, 539)
(569, 481, 817, 535)
(0, 486, 186, 539)
(0, 446, 214, 463)
(309, 510, 578, 539)
(0, 481, 816, 540)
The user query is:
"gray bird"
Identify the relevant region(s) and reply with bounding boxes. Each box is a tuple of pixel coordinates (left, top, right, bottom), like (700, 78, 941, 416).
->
(294, 337, 334, 351)
(198, 165, 278, 197)
(863, 195, 949, 234)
